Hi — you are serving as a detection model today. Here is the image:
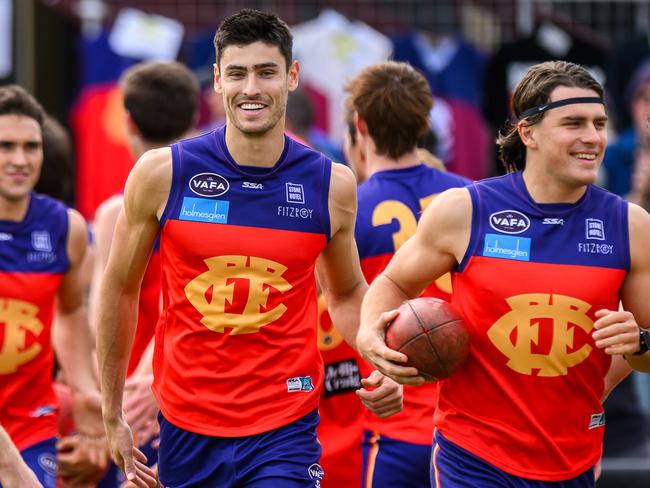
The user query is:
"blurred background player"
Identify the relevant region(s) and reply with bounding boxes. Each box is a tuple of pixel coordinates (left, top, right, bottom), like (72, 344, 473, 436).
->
(346, 61, 470, 488)
(0, 85, 106, 488)
(97, 9, 401, 488)
(357, 60, 650, 487)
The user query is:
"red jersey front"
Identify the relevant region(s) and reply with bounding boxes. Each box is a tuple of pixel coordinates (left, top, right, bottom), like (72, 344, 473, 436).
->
(0, 194, 69, 450)
(152, 127, 332, 437)
(439, 172, 629, 480)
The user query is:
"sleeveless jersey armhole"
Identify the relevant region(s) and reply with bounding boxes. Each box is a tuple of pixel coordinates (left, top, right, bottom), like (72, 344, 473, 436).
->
(159, 143, 183, 229)
(620, 199, 631, 274)
(456, 184, 480, 273)
(320, 157, 333, 242)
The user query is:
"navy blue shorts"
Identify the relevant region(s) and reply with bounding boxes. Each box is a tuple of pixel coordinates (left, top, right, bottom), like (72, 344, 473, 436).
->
(431, 430, 595, 488)
(18, 437, 57, 488)
(361, 430, 431, 488)
(158, 410, 323, 488)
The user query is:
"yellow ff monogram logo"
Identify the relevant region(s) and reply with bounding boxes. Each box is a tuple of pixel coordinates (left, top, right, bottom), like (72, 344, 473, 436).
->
(0, 298, 44, 374)
(487, 294, 593, 377)
(185, 255, 292, 335)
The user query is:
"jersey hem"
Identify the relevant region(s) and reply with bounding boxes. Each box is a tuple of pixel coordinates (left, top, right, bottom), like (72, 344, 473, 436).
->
(440, 428, 600, 481)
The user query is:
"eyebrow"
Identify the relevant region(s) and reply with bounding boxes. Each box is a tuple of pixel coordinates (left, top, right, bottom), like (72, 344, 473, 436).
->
(559, 115, 608, 122)
(224, 62, 280, 71)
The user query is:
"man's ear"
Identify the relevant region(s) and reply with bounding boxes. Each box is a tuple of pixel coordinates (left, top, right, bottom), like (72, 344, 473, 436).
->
(213, 63, 223, 94)
(518, 121, 538, 149)
(355, 113, 368, 137)
(288, 60, 300, 92)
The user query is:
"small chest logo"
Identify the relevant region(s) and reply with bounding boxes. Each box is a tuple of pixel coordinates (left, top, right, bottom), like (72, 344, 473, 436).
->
(189, 173, 229, 197)
(0, 232, 12, 241)
(489, 210, 530, 234)
(585, 218, 605, 240)
(543, 218, 564, 225)
(286, 182, 305, 204)
(242, 181, 264, 190)
(31, 231, 52, 252)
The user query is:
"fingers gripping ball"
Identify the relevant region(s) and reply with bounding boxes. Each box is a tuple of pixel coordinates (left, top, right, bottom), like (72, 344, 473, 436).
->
(385, 297, 469, 381)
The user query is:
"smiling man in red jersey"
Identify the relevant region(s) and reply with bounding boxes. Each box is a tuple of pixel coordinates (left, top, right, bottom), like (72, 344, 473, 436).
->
(357, 60, 650, 487)
(97, 9, 402, 488)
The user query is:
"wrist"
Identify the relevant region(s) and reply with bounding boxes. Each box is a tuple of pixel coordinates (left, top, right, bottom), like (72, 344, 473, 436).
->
(633, 327, 650, 356)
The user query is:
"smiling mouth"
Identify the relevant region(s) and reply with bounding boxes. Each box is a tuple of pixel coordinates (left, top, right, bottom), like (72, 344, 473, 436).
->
(239, 102, 266, 111)
(572, 153, 597, 160)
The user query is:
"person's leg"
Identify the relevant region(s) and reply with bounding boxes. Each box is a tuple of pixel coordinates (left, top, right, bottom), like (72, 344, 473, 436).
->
(361, 430, 430, 488)
(19, 437, 57, 488)
(239, 409, 324, 488)
(157, 413, 235, 488)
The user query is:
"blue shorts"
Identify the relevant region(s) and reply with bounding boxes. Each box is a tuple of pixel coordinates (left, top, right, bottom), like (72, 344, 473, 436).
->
(431, 430, 595, 488)
(362, 430, 431, 488)
(18, 437, 57, 488)
(158, 410, 324, 488)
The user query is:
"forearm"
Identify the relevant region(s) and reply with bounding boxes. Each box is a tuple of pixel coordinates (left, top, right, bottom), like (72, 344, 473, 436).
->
(0, 426, 28, 483)
(97, 287, 140, 422)
(325, 279, 368, 349)
(359, 273, 411, 334)
(53, 307, 99, 396)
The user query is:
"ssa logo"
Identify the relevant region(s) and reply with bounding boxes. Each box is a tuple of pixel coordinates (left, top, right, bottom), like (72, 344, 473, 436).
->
(489, 210, 530, 234)
(189, 173, 229, 197)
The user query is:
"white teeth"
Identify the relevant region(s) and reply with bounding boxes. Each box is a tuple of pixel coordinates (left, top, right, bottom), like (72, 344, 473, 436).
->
(241, 103, 264, 110)
(574, 153, 596, 160)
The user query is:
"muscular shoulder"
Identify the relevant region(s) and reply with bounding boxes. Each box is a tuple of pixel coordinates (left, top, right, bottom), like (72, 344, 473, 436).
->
(629, 202, 650, 267)
(328, 162, 357, 235)
(66, 208, 89, 267)
(124, 147, 173, 220)
(418, 186, 472, 260)
(329, 162, 357, 210)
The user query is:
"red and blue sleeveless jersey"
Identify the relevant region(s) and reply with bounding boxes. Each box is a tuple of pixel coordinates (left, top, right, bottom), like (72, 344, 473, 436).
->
(0, 193, 69, 450)
(356, 164, 470, 445)
(439, 171, 629, 480)
(152, 127, 331, 437)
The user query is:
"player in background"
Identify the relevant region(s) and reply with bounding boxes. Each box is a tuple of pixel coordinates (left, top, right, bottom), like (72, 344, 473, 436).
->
(0, 85, 106, 488)
(97, 9, 402, 488)
(347, 61, 470, 488)
(357, 60, 650, 487)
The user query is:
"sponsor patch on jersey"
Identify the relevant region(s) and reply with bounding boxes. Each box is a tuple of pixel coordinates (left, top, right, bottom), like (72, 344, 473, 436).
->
(483, 233, 530, 261)
(189, 172, 229, 197)
(286, 182, 305, 204)
(308, 463, 325, 487)
(179, 197, 229, 224)
(32, 230, 52, 252)
(30, 405, 56, 418)
(489, 210, 530, 234)
(277, 205, 313, 220)
(577, 242, 614, 255)
(542, 218, 564, 225)
(286, 376, 314, 393)
(242, 181, 264, 190)
(585, 218, 605, 240)
(0, 232, 12, 241)
(323, 359, 361, 397)
(588, 412, 606, 429)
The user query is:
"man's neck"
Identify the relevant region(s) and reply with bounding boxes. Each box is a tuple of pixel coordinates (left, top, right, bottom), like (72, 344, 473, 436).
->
(225, 123, 286, 168)
(522, 166, 588, 204)
(365, 148, 421, 178)
(0, 195, 30, 222)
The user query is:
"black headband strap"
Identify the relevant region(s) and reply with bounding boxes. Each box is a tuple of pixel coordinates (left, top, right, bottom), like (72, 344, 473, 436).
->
(518, 97, 604, 120)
